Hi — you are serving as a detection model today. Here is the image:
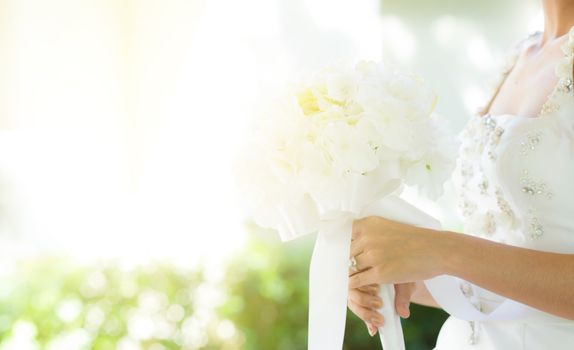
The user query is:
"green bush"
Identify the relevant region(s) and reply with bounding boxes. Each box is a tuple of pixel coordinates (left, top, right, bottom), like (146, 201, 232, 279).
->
(0, 230, 447, 349)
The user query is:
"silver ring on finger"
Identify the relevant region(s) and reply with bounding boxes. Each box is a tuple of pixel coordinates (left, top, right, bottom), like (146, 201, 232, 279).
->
(349, 255, 359, 272)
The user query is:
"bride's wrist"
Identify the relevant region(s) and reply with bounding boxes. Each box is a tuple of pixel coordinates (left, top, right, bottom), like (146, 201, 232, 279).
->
(427, 229, 466, 278)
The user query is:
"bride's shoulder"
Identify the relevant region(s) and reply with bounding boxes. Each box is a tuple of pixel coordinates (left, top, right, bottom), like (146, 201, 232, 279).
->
(489, 31, 543, 78)
(517, 30, 543, 45)
(507, 31, 543, 57)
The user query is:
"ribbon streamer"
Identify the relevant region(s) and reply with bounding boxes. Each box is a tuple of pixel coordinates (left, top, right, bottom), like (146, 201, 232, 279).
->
(307, 195, 443, 350)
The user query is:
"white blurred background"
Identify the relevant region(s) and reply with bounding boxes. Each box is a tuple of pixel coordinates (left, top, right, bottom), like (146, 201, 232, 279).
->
(0, 0, 542, 267)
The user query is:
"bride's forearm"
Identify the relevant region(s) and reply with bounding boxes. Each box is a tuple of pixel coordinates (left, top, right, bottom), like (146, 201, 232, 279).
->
(438, 230, 574, 320)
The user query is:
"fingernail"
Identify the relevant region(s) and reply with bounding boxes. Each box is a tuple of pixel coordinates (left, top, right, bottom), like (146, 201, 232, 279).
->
(368, 326, 377, 337)
(371, 298, 383, 308)
(402, 302, 411, 317)
(371, 315, 384, 327)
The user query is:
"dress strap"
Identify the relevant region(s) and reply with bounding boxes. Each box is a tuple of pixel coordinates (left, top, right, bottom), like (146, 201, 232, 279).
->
(557, 26, 574, 87)
(539, 26, 574, 117)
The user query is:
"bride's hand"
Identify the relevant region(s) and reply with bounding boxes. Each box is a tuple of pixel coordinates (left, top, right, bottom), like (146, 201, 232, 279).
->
(347, 282, 417, 336)
(348, 216, 446, 289)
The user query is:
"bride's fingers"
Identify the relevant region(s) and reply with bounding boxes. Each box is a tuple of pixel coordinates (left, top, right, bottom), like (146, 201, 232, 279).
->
(349, 288, 383, 309)
(394, 283, 416, 318)
(348, 251, 374, 276)
(349, 237, 365, 260)
(348, 266, 380, 288)
(357, 284, 380, 296)
(365, 321, 378, 337)
(351, 218, 366, 240)
(348, 299, 385, 328)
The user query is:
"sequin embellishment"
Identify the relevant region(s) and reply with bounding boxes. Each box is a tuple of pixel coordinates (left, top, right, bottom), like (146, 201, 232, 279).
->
(527, 208, 544, 239)
(520, 169, 553, 199)
(520, 132, 542, 156)
(460, 281, 482, 345)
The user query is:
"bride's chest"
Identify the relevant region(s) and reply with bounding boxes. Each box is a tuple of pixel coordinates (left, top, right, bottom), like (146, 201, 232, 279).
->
(489, 58, 559, 118)
(487, 34, 569, 120)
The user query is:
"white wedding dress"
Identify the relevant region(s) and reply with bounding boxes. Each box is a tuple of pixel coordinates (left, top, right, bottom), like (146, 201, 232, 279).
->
(430, 28, 574, 349)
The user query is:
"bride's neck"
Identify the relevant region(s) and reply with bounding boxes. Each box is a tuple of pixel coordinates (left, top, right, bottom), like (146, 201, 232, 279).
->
(541, 0, 574, 44)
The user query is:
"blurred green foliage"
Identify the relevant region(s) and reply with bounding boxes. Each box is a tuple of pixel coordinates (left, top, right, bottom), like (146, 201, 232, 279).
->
(222, 230, 449, 349)
(0, 231, 447, 349)
(0, 258, 233, 349)
(380, 0, 524, 18)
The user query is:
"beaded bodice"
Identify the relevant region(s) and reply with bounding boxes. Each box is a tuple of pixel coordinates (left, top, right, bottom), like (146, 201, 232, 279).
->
(453, 28, 574, 252)
(450, 29, 574, 345)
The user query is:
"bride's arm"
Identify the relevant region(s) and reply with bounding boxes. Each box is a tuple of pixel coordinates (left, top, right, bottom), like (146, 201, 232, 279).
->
(348, 216, 574, 321)
(440, 231, 574, 320)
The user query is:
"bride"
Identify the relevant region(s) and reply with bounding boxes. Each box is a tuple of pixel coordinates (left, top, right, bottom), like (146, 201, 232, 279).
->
(347, 0, 574, 348)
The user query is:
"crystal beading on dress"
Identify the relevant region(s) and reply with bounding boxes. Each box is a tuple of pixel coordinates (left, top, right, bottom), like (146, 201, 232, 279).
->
(443, 27, 574, 348)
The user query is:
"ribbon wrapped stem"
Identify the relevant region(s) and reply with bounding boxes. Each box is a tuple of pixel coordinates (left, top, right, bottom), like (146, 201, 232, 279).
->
(307, 195, 441, 350)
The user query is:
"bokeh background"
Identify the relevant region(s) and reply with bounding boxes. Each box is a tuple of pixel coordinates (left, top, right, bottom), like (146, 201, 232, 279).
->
(0, 0, 542, 349)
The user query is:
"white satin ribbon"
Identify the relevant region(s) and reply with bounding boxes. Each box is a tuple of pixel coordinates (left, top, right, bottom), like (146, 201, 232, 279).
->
(309, 215, 353, 350)
(296, 195, 443, 350)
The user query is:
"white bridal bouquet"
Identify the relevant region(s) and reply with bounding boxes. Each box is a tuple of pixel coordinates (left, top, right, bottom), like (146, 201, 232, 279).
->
(234, 61, 455, 350)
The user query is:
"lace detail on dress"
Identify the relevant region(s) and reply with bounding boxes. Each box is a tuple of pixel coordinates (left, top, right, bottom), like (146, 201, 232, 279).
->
(454, 114, 518, 240)
(540, 26, 574, 116)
